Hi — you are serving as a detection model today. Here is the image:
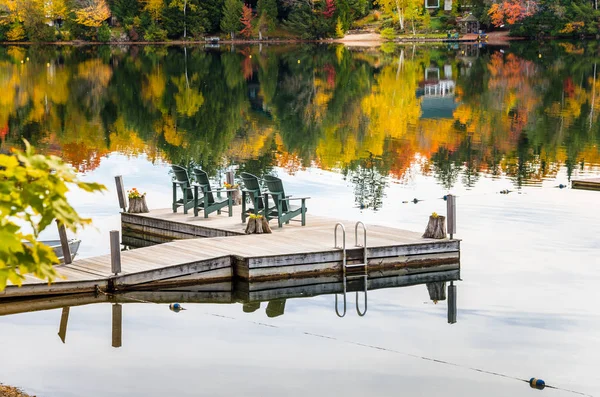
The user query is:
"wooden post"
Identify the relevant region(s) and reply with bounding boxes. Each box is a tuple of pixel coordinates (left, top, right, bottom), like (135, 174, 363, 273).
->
(58, 307, 70, 343)
(112, 303, 122, 348)
(110, 230, 121, 275)
(226, 170, 235, 186)
(447, 194, 456, 239)
(56, 220, 72, 264)
(115, 175, 127, 212)
(448, 282, 457, 324)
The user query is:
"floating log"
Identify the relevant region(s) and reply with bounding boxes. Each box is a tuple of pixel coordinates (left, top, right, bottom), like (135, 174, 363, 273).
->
(128, 197, 149, 213)
(423, 215, 446, 239)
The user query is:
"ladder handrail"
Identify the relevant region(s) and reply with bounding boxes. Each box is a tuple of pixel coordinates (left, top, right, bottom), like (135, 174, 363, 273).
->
(335, 277, 347, 317)
(334, 222, 347, 317)
(355, 221, 367, 276)
(356, 275, 367, 316)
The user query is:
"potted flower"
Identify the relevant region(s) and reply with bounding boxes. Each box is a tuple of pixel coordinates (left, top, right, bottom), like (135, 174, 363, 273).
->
(127, 188, 149, 213)
(223, 182, 242, 205)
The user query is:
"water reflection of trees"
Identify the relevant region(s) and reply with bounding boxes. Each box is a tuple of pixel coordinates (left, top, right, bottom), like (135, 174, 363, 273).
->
(0, 43, 599, 197)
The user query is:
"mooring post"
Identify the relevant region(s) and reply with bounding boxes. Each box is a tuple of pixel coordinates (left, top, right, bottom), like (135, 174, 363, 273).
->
(110, 230, 121, 275)
(447, 194, 456, 239)
(56, 220, 72, 264)
(112, 303, 122, 348)
(58, 307, 70, 343)
(115, 175, 127, 212)
(226, 170, 235, 186)
(448, 281, 457, 324)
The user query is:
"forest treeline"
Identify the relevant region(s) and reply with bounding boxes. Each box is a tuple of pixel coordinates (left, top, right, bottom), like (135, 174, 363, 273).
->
(3, 0, 600, 43)
(0, 0, 371, 42)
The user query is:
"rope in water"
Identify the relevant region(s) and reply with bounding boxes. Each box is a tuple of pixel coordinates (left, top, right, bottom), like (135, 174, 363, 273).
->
(99, 291, 594, 397)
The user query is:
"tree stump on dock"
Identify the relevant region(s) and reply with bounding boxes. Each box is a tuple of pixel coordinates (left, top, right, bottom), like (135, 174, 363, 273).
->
(245, 216, 272, 234)
(422, 215, 446, 239)
(426, 282, 446, 302)
(128, 197, 149, 213)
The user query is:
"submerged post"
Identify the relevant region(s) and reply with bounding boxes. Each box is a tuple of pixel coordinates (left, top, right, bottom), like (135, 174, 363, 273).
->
(56, 220, 72, 264)
(112, 303, 122, 348)
(448, 281, 457, 324)
(58, 307, 70, 343)
(110, 230, 121, 275)
(447, 194, 456, 239)
(115, 175, 127, 212)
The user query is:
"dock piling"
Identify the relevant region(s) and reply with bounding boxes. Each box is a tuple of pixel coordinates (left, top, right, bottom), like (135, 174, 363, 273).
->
(112, 303, 122, 348)
(446, 194, 456, 239)
(448, 281, 457, 324)
(110, 230, 122, 275)
(58, 307, 70, 343)
(115, 175, 127, 212)
(56, 220, 72, 264)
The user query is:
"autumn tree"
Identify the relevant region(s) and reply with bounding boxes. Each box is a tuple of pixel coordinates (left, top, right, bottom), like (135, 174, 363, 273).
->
(488, 0, 537, 26)
(376, 0, 419, 31)
(143, 0, 164, 22)
(75, 0, 111, 27)
(240, 4, 254, 38)
(323, 0, 336, 18)
(221, 0, 243, 39)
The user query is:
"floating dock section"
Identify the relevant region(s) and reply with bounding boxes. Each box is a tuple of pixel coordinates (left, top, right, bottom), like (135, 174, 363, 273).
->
(1, 207, 460, 299)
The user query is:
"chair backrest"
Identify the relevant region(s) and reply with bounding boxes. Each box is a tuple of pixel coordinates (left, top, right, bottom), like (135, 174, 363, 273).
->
(263, 175, 288, 212)
(240, 172, 263, 210)
(192, 168, 215, 204)
(171, 165, 194, 200)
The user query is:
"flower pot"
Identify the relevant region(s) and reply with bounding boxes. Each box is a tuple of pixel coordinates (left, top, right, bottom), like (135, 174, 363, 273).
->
(128, 196, 149, 213)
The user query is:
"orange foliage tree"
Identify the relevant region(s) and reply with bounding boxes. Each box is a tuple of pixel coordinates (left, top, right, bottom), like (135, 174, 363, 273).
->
(488, 0, 537, 27)
(240, 5, 254, 38)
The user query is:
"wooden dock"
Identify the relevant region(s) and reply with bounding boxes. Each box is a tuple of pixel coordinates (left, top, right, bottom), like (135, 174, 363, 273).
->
(1, 207, 460, 299)
(572, 177, 600, 191)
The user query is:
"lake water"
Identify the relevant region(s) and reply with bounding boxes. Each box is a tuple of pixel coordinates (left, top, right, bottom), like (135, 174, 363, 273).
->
(0, 43, 599, 397)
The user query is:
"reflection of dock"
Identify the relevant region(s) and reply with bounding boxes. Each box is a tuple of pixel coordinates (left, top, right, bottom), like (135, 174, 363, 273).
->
(572, 178, 600, 191)
(2, 207, 460, 299)
(0, 269, 460, 346)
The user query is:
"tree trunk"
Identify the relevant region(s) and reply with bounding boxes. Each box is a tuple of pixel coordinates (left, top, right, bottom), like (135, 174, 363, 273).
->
(422, 215, 446, 239)
(128, 197, 149, 213)
(184, 0, 187, 38)
(395, 0, 404, 30)
(245, 218, 256, 234)
(258, 30, 263, 40)
(426, 282, 446, 302)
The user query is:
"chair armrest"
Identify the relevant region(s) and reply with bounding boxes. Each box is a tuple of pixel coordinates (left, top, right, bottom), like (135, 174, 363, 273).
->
(173, 180, 189, 186)
(286, 197, 311, 201)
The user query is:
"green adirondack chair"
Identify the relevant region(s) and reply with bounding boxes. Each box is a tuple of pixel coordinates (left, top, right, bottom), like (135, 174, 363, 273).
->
(191, 169, 233, 218)
(263, 175, 309, 227)
(171, 165, 197, 214)
(240, 172, 270, 223)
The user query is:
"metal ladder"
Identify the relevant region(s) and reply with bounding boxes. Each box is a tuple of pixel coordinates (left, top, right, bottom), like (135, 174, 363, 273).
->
(334, 222, 368, 317)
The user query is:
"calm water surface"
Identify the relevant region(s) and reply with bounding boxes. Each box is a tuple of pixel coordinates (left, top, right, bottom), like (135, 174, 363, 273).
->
(0, 43, 599, 396)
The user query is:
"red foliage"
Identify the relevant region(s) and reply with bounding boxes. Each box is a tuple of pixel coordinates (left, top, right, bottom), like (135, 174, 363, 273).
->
(323, 0, 336, 19)
(323, 63, 336, 88)
(240, 5, 254, 38)
(564, 77, 575, 98)
(0, 124, 8, 140)
(488, 0, 537, 27)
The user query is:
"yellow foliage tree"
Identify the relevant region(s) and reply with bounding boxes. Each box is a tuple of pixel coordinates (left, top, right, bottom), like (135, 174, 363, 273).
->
(75, 0, 110, 27)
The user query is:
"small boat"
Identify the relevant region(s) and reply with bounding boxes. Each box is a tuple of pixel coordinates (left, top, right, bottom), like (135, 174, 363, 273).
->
(25, 240, 81, 263)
